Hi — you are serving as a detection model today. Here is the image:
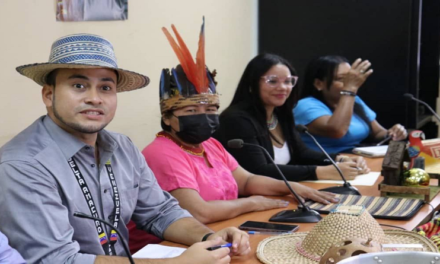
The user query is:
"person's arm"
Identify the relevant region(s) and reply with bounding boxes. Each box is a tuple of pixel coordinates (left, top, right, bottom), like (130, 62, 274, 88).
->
(170, 188, 288, 224)
(306, 97, 356, 138)
(370, 120, 388, 141)
(233, 166, 338, 204)
(0, 161, 97, 264)
(0, 232, 26, 264)
(371, 120, 407, 141)
(163, 219, 250, 257)
(306, 59, 373, 138)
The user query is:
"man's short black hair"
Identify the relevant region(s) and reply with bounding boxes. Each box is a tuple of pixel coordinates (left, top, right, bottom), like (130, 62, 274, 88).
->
(45, 69, 59, 87)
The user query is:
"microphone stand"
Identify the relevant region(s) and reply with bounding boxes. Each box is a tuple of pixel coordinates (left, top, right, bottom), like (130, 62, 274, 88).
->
(301, 129, 361, 195)
(228, 140, 322, 223)
(404, 93, 440, 122)
(74, 212, 135, 264)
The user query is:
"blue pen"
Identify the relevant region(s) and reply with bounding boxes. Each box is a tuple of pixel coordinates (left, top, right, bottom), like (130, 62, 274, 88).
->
(207, 243, 232, 251)
(248, 231, 292, 235)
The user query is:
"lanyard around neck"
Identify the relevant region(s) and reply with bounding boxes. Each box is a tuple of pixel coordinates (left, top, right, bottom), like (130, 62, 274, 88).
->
(68, 157, 121, 256)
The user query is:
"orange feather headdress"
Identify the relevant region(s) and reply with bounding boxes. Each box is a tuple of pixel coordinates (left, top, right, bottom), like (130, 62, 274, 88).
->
(159, 17, 219, 113)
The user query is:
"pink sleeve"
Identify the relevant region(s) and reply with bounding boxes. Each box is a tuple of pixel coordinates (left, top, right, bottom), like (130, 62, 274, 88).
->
(142, 139, 200, 193)
(210, 138, 239, 171)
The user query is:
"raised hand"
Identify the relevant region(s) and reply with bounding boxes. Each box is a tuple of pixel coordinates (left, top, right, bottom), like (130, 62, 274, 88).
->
(342, 58, 373, 93)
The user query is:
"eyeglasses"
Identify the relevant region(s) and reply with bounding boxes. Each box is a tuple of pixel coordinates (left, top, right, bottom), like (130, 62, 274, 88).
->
(261, 75, 298, 88)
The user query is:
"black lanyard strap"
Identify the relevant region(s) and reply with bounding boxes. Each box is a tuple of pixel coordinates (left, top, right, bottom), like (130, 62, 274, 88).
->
(105, 161, 120, 246)
(68, 157, 121, 255)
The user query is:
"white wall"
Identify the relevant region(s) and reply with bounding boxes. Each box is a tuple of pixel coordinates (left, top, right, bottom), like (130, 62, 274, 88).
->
(0, 0, 258, 149)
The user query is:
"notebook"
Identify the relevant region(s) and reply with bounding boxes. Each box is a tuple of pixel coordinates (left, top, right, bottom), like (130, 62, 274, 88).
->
(352, 145, 388, 158)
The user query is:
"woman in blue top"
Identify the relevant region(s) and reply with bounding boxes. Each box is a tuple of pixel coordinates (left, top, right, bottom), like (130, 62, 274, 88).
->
(294, 55, 407, 153)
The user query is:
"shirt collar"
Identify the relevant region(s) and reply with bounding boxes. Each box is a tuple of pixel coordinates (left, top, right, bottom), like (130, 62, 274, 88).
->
(43, 115, 118, 160)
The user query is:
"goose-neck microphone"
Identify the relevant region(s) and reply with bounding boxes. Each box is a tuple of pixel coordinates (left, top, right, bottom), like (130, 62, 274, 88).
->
(403, 93, 440, 122)
(74, 212, 135, 264)
(227, 139, 321, 223)
(296, 124, 361, 195)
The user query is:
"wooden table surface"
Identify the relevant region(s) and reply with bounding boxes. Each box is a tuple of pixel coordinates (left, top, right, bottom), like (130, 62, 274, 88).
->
(161, 157, 440, 263)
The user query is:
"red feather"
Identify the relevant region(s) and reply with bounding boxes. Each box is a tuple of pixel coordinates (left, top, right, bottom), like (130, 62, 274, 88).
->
(162, 27, 191, 77)
(171, 24, 199, 92)
(196, 17, 208, 93)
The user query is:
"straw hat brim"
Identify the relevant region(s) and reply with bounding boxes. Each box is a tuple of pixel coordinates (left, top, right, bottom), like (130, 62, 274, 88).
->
(16, 62, 149, 93)
(257, 230, 439, 264)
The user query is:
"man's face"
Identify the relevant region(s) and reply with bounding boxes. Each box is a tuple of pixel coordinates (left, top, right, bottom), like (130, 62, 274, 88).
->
(43, 68, 118, 136)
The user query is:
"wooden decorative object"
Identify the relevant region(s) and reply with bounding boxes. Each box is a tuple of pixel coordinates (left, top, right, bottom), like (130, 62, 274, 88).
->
(379, 184, 431, 202)
(319, 237, 382, 264)
(379, 141, 440, 202)
(381, 141, 409, 185)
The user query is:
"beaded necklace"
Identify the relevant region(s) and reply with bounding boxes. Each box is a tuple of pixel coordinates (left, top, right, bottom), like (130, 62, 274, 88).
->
(267, 114, 278, 130)
(156, 131, 205, 156)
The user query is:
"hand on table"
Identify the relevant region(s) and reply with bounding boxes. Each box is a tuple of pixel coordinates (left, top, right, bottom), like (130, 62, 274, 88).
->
(317, 162, 361, 181)
(177, 237, 231, 264)
(208, 227, 251, 256)
(290, 182, 339, 205)
(247, 195, 289, 211)
(338, 155, 370, 174)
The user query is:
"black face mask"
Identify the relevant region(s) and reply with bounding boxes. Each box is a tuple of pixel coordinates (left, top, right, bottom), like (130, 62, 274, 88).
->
(174, 114, 220, 144)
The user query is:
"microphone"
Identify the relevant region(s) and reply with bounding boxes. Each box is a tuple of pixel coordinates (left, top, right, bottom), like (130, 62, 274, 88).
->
(73, 212, 135, 264)
(403, 93, 440, 122)
(227, 139, 322, 223)
(296, 124, 361, 195)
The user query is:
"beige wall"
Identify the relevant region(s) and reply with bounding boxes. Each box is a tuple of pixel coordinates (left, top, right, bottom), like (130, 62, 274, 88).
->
(0, 0, 258, 149)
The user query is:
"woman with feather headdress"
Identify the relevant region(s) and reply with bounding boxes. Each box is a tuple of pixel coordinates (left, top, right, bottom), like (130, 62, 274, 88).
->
(127, 19, 338, 253)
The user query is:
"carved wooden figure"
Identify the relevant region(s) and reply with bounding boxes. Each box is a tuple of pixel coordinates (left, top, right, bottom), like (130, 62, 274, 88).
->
(382, 141, 410, 185)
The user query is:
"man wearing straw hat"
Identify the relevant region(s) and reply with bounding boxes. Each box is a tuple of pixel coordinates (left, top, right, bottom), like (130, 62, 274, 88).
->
(0, 33, 250, 264)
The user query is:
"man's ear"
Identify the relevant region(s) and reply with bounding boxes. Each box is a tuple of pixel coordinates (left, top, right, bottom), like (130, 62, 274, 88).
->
(42, 85, 54, 107)
(313, 78, 325, 91)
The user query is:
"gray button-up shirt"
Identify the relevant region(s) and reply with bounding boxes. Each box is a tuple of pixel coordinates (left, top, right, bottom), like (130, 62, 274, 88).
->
(0, 116, 191, 264)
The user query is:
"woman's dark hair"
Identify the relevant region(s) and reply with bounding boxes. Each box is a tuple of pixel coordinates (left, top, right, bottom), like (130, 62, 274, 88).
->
(301, 55, 373, 139)
(227, 53, 299, 155)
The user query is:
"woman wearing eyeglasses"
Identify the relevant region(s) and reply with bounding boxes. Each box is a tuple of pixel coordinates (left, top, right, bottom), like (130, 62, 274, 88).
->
(213, 53, 370, 182)
(293, 55, 407, 153)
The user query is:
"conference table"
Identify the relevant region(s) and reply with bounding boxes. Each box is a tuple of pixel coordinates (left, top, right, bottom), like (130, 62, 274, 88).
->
(161, 157, 440, 263)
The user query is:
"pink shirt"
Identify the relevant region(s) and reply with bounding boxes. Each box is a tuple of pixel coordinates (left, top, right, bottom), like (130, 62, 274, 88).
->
(143, 136, 239, 201)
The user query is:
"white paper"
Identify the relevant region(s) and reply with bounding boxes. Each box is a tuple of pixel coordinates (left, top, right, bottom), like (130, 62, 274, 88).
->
(304, 171, 380, 186)
(352, 145, 388, 157)
(133, 244, 186, 259)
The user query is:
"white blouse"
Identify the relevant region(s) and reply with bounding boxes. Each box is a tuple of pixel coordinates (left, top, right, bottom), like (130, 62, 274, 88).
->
(273, 142, 291, 165)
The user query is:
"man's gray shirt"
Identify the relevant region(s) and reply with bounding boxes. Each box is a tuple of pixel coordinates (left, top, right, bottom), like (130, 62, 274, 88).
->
(0, 116, 191, 264)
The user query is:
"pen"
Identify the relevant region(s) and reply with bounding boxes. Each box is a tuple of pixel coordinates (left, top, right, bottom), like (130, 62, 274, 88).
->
(207, 243, 232, 251)
(376, 135, 392, 146)
(247, 231, 292, 235)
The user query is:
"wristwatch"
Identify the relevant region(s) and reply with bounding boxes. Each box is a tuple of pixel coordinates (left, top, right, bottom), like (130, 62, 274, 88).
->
(340, 90, 356, 96)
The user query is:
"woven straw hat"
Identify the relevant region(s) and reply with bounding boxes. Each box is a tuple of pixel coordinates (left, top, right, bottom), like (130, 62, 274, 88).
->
(16, 33, 149, 92)
(257, 205, 438, 264)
